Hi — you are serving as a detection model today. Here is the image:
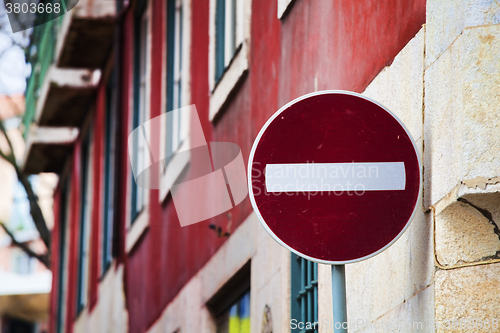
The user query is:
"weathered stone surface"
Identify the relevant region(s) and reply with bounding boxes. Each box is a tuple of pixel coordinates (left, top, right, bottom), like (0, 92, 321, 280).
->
(345, 209, 433, 332)
(251, 219, 291, 333)
(253, 215, 288, 291)
(356, 285, 434, 333)
(363, 28, 424, 148)
(435, 200, 500, 266)
(318, 264, 333, 333)
(408, 210, 434, 298)
(435, 264, 500, 332)
(251, 272, 282, 333)
(346, 231, 410, 332)
(424, 24, 500, 207)
(341, 27, 434, 332)
(426, 0, 500, 67)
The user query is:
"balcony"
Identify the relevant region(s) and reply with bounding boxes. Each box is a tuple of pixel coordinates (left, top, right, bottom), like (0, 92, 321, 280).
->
(34, 67, 100, 127)
(22, 0, 117, 174)
(23, 126, 79, 174)
(55, 0, 117, 69)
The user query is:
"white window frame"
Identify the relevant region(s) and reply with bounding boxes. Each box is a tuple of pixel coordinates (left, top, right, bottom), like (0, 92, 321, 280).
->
(208, 0, 251, 121)
(159, 0, 192, 203)
(78, 138, 93, 312)
(127, 0, 152, 253)
(277, 0, 294, 19)
(69, 127, 92, 317)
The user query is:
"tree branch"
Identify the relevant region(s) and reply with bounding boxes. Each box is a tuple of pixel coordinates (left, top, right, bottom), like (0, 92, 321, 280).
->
(0, 222, 50, 268)
(0, 116, 16, 161)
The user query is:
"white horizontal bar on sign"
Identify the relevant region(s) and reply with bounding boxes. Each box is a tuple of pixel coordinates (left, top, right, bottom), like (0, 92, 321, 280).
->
(265, 162, 406, 193)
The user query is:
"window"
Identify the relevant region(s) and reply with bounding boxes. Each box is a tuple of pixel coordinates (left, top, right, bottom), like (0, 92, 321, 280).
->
(207, 261, 251, 333)
(215, 0, 239, 82)
(131, 0, 150, 221)
(166, 0, 187, 159)
(102, 73, 117, 275)
(216, 290, 250, 333)
(291, 254, 318, 333)
(159, 0, 192, 202)
(209, 0, 250, 120)
(76, 136, 92, 314)
(127, 0, 151, 253)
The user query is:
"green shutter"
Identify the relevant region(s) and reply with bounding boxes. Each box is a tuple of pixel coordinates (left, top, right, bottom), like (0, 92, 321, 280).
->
(131, 0, 147, 221)
(166, 0, 176, 159)
(215, 0, 226, 82)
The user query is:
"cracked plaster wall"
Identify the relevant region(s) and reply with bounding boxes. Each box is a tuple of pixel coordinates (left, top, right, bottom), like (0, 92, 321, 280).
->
(425, 0, 500, 331)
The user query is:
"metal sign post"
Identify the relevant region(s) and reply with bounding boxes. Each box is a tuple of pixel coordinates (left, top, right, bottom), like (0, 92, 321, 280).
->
(332, 265, 347, 333)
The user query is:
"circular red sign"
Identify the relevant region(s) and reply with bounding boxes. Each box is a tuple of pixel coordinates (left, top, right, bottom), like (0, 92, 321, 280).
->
(248, 91, 421, 264)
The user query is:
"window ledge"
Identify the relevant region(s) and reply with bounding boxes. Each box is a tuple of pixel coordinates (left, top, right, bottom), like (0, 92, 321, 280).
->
(159, 138, 191, 203)
(126, 209, 149, 253)
(209, 41, 249, 121)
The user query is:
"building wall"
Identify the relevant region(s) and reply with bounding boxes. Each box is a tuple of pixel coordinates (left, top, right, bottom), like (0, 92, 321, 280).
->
(347, 28, 433, 332)
(45, 0, 500, 332)
(147, 24, 432, 333)
(424, 1, 500, 332)
(123, 0, 426, 331)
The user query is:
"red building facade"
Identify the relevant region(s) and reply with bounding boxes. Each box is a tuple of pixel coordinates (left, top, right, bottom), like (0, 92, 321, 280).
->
(27, 0, 427, 332)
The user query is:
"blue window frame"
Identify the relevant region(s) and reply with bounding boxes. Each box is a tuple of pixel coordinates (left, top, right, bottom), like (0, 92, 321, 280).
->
(131, 0, 149, 221)
(102, 73, 117, 274)
(215, 0, 226, 82)
(166, 0, 184, 160)
(291, 254, 318, 333)
(215, 0, 237, 82)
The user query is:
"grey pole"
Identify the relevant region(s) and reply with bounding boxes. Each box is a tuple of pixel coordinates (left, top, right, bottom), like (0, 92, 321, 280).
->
(332, 265, 347, 333)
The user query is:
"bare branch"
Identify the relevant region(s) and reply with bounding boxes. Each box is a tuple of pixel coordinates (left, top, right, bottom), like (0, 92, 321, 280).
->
(0, 222, 50, 268)
(16, 170, 52, 251)
(0, 117, 17, 161)
(0, 118, 51, 251)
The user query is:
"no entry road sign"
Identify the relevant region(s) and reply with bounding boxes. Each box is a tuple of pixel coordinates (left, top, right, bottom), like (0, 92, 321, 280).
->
(248, 91, 421, 264)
